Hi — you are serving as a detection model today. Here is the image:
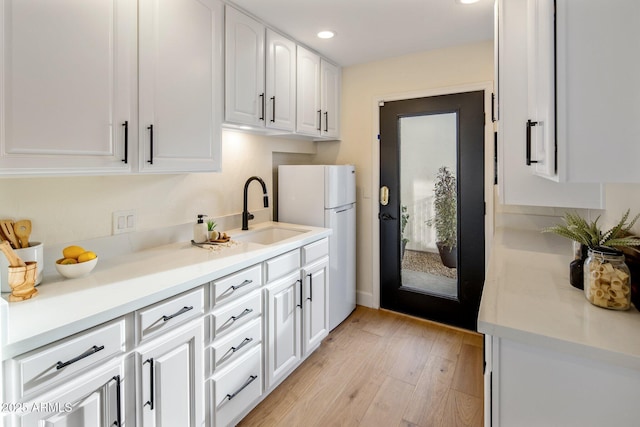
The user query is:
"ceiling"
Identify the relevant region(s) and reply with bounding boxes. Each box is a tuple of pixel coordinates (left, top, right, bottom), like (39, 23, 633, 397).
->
(228, 0, 494, 67)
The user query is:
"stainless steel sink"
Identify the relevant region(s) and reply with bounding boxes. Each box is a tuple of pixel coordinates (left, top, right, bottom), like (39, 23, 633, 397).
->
(234, 226, 308, 245)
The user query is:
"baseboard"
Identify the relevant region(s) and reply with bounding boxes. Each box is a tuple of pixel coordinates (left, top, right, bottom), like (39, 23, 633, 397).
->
(356, 290, 375, 308)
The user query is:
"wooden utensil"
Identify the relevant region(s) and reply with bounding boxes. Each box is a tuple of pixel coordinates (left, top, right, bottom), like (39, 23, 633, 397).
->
(13, 220, 32, 248)
(0, 220, 19, 249)
(0, 240, 26, 267)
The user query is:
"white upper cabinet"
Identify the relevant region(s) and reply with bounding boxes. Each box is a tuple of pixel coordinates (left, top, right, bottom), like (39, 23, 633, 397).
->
(0, 0, 136, 175)
(225, 8, 296, 132)
(497, 0, 603, 208)
(556, 0, 640, 183)
(265, 29, 297, 132)
(320, 60, 341, 139)
(225, 7, 266, 128)
(139, 0, 223, 173)
(296, 46, 341, 139)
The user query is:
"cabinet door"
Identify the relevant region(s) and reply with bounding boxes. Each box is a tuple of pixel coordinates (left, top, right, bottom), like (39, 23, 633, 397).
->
(15, 362, 124, 427)
(265, 271, 301, 388)
(138, 321, 204, 427)
(265, 30, 296, 132)
(0, 0, 135, 175)
(139, 0, 223, 173)
(526, 0, 555, 179)
(320, 60, 341, 139)
(556, 0, 640, 183)
(302, 258, 329, 355)
(296, 46, 321, 136)
(497, 0, 603, 208)
(225, 7, 266, 127)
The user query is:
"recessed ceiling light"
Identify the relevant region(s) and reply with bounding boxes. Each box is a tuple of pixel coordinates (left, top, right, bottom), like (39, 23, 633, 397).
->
(317, 30, 335, 39)
(457, 0, 480, 4)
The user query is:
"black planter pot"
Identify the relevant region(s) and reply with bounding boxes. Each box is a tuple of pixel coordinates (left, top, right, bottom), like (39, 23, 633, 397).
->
(569, 244, 589, 289)
(436, 242, 457, 268)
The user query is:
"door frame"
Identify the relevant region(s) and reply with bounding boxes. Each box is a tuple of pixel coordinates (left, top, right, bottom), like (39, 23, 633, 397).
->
(370, 82, 495, 310)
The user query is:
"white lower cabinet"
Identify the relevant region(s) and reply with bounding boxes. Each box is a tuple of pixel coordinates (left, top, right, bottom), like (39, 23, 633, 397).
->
(265, 271, 302, 387)
(302, 257, 329, 354)
(12, 361, 124, 427)
(136, 320, 204, 427)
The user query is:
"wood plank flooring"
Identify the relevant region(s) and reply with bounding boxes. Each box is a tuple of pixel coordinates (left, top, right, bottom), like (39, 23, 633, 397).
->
(238, 306, 484, 427)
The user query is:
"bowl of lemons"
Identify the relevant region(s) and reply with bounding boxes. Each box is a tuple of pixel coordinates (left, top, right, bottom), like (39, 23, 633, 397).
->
(55, 245, 98, 279)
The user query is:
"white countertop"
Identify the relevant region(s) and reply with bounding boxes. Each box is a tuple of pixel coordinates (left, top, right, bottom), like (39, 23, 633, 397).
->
(478, 228, 640, 370)
(1, 222, 331, 359)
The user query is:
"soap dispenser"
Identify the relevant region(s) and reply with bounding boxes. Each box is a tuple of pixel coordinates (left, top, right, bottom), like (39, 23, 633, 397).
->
(193, 214, 208, 243)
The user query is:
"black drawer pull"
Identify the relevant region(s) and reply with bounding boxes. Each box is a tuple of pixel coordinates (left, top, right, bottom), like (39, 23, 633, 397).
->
(324, 111, 328, 132)
(297, 279, 303, 308)
(226, 375, 258, 401)
(317, 110, 322, 131)
(270, 96, 276, 122)
(526, 119, 539, 165)
(121, 121, 128, 164)
(307, 273, 313, 301)
(230, 308, 253, 323)
(259, 93, 265, 121)
(56, 345, 105, 370)
(231, 337, 253, 353)
(143, 358, 154, 410)
(162, 305, 193, 322)
(147, 124, 154, 165)
(111, 375, 122, 426)
(231, 279, 253, 291)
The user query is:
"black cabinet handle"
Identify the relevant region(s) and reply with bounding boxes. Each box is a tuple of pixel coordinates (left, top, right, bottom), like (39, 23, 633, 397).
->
(226, 375, 258, 400)
(526, 119, 539, 165)
(317, 110, 322, 131)
(306, 273, 313, 301)
(324, 111, 328, 132)
(162, 305, 193, 322)
(296, 279, 303, 308)
(147, 124, 154, 165)
(231, 337, 253, 353)
(143, 358, 154, 410)
(491, 93, 496, 122)
(270, 96, 276, 122)
(111, 375, 122, 426)
(230, 308, 253, 323)
(231, 279, 253, 292)
(121, 121, 128, 164)
(56, 345, 104, 370)
(259, 93, 265, 121)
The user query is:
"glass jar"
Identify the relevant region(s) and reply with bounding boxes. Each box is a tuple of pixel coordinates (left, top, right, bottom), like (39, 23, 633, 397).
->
(584, 246, 631, 310)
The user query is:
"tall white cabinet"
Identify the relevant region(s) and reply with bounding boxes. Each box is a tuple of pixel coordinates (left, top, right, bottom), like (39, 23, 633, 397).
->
(138, 0, 223, 173)
(0, 0, 136, 174)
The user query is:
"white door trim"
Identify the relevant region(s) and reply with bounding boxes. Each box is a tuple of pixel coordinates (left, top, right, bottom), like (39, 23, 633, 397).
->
(370, 81, 495, 309)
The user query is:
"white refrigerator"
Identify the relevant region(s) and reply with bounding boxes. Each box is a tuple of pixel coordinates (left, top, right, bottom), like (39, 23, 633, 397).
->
(278, 165, 356, 330)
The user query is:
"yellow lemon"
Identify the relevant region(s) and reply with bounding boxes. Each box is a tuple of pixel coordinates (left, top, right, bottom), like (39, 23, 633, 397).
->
(77, 251, 97, 263)
(58, 258, 78, 265)
(63, 245, 86, 260)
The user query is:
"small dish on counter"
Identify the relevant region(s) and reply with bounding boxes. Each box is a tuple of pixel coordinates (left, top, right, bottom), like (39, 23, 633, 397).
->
(55, 257, 98, 279)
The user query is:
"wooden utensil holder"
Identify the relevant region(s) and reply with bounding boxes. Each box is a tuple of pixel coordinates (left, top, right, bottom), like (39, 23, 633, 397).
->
(8, 261, 38, 302)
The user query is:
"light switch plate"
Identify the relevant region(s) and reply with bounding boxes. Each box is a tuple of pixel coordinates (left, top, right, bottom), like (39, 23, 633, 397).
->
(112, 210, 136, 235)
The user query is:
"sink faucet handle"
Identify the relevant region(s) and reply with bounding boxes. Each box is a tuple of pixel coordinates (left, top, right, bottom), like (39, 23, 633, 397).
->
(248, 213, 254, 220)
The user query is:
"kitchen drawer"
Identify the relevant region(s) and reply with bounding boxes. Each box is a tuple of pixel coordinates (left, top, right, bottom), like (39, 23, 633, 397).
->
(265, 249, 300, 283)
(211, 346, 263, 427)
(209, 317, 262, 374)
(302, 238, 329, 266)
(211, 290, 261, 339)
(136, 286, 205, 343)
(12, 318, 125, 400)
(212, 264, 262, 306)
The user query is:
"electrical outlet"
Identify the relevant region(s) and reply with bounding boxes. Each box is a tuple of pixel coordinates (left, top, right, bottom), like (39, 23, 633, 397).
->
(112, 210, 137, 235)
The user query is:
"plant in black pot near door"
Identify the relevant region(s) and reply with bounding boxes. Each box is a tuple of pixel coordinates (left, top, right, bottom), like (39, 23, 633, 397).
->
(543, 210, 640, 290)
(426, 166, 457, 268)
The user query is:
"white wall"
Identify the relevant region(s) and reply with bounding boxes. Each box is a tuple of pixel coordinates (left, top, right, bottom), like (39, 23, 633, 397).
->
(314, 41, 495, 306)
(0, 130, 316, 245)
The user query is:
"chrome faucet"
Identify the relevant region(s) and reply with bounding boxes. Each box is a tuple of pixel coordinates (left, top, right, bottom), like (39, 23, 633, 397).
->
(242, 176, 269, 230)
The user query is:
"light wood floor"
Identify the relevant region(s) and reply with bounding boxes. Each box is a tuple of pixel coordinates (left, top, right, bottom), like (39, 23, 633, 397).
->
(239, 306, 484, 427)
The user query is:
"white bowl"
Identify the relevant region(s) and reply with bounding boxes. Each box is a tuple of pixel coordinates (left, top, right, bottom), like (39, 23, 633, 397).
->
(55, 257, 98, 279)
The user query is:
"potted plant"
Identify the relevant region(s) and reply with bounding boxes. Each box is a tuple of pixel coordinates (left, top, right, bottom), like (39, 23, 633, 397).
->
(543, 210, 640, 289)
(401, 205, 409, 259)
(426, 166, 457, 268)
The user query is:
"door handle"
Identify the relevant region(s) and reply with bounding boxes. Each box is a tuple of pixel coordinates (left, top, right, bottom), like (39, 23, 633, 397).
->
(380, 186, 389, 206)
(379, 212, 396, 221)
